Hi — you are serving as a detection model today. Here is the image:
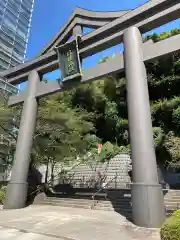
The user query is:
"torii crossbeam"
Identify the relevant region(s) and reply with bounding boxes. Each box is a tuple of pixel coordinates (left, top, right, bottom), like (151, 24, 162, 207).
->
(2, 0, 180, 228)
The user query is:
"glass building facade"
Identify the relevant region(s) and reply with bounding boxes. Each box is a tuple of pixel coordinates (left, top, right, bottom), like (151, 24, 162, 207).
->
(0, 0, 34, 72)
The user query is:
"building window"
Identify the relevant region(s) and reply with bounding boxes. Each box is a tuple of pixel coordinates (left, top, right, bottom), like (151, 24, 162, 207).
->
(20, 5, 31, 20)
(0, 65, 6, 71)
(7, 0, 20, 12)
(0, 11, 3, 25)
(0, 51, 11, 63)
(2, 17, 17, 33)
(12, 50, 23, 62)
(11, 57, 21, 66)
(14, 42, 25, 55)
(16, 28, 26, 40)
(0, 43, 13, 56)
(18, 18, 29, 34)
(14, 0, 22, 4)
(14, 37, 26, 49)
(0, 0, 34, 71)
(13, 44, 24, 56)
(0, 1, 6, 10)
(15, 34, 27, 44)
(6, 2, 19, 17)
(4, 9, 18, 24)
(0, 36, 14, 50)
(19, 13, 29, 26)
(1, 24, 16, 39)
(0, 58, 9, 69)
(0, 30, 14, 45)
(23, 0, 33, 10)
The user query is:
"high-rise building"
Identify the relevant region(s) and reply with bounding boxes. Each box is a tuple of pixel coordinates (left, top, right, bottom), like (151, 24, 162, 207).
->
(0, 0, 34, 180)
(0, 0, 34, 72)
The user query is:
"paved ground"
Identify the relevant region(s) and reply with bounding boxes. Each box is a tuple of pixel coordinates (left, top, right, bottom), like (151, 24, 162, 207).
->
(0, 205, 160, 240)
(0, 226, 61, 239)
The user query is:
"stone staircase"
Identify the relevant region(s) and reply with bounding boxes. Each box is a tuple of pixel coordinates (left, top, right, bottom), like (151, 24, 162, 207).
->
(164, 189, 180, 215)
(34, 189, 180, 220)
(34, 153, 180, 220)
(45, 154, 132, 189)
(34, 189, 132, 219)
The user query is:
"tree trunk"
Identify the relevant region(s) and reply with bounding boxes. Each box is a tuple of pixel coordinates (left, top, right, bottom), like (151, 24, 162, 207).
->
(45, 163, 49, 184)
(50, 162, 55, 185)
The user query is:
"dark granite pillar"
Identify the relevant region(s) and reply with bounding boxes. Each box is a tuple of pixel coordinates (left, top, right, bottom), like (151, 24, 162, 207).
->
(123, 26, 165, 228)
(4, 70, 39, 209)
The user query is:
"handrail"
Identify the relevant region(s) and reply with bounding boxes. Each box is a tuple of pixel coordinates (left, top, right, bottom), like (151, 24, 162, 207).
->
(91, 174, 117, 205)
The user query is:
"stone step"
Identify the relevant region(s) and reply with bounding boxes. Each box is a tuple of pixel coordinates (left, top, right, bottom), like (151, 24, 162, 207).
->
(164, 200, 180, 204)
(45, 197, 94, 203)
(164, 198, 180, 201)
(42, 198, 180, 210)
(164, 196, 180, 199)
(164, 205, 180, 210)
(45, 196, 130, 202)
(165, 202, 180, 205)
(164, 192, 180, 195)
(93, 205, 132, 212)
(36, 201, 93, 209)
(74, 195, 132, 201)
(34, 190, 180, 220)
(44, 196, 131, 203)
(164, 205, 180, 209)
(42, 198, 132, 208)
(108, 198, 131, 202)
(42, 198, 180, 208)
(45, 197, 131, 203)
(35, 199, 176, 221)
(36, 201, 132, 213)
(38, 197, 180, 206)
(164, 192, 180, 197)
(164, 197, 180, 200)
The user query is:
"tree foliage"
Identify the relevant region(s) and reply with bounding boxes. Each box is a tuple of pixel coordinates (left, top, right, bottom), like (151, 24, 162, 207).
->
(0, 97, 18, 169)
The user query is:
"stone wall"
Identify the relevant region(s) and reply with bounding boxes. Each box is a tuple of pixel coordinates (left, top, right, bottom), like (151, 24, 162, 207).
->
(38, 153, 132, 189)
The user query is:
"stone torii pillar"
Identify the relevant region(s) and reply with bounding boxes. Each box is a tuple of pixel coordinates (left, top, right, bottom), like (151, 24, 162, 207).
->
(123, 26, 165, 228)
(4, 70, 40, 209)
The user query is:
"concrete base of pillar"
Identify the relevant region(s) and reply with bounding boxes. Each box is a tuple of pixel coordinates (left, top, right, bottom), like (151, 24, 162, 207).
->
(3, 182, 28, 209)
(131, 183, 165, 228)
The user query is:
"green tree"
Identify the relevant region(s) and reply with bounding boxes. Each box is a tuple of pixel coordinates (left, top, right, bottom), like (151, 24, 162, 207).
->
(30, 93, 99, 183)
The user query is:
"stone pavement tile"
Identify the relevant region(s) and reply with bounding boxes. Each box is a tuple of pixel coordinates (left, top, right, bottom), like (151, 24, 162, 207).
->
(14, 232, 66, 240)
(0, 226, 22, 239)
(122, 224, 161, 240)
(0, 205, 161, 240)
(0, 227, 67, 240)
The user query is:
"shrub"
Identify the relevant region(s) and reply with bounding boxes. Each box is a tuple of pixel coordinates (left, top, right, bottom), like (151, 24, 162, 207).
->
(160, 210, 180, 240)
(0, 186, 7, 204)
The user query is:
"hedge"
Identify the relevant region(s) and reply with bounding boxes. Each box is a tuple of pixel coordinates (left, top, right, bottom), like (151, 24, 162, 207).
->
(160, 210, 180, 240)
(0, 185, 7, 204)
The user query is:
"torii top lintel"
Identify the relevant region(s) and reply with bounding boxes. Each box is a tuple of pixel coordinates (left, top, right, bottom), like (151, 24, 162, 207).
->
(40, 7, 131, 55)
(2, 0, 180, 88)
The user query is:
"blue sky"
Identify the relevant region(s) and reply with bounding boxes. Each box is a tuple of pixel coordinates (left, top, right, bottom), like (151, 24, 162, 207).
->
(24, 0, 180, 83)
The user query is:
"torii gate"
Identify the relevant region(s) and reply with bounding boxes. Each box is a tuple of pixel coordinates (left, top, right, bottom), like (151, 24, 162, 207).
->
(1, 0, 180, 228)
